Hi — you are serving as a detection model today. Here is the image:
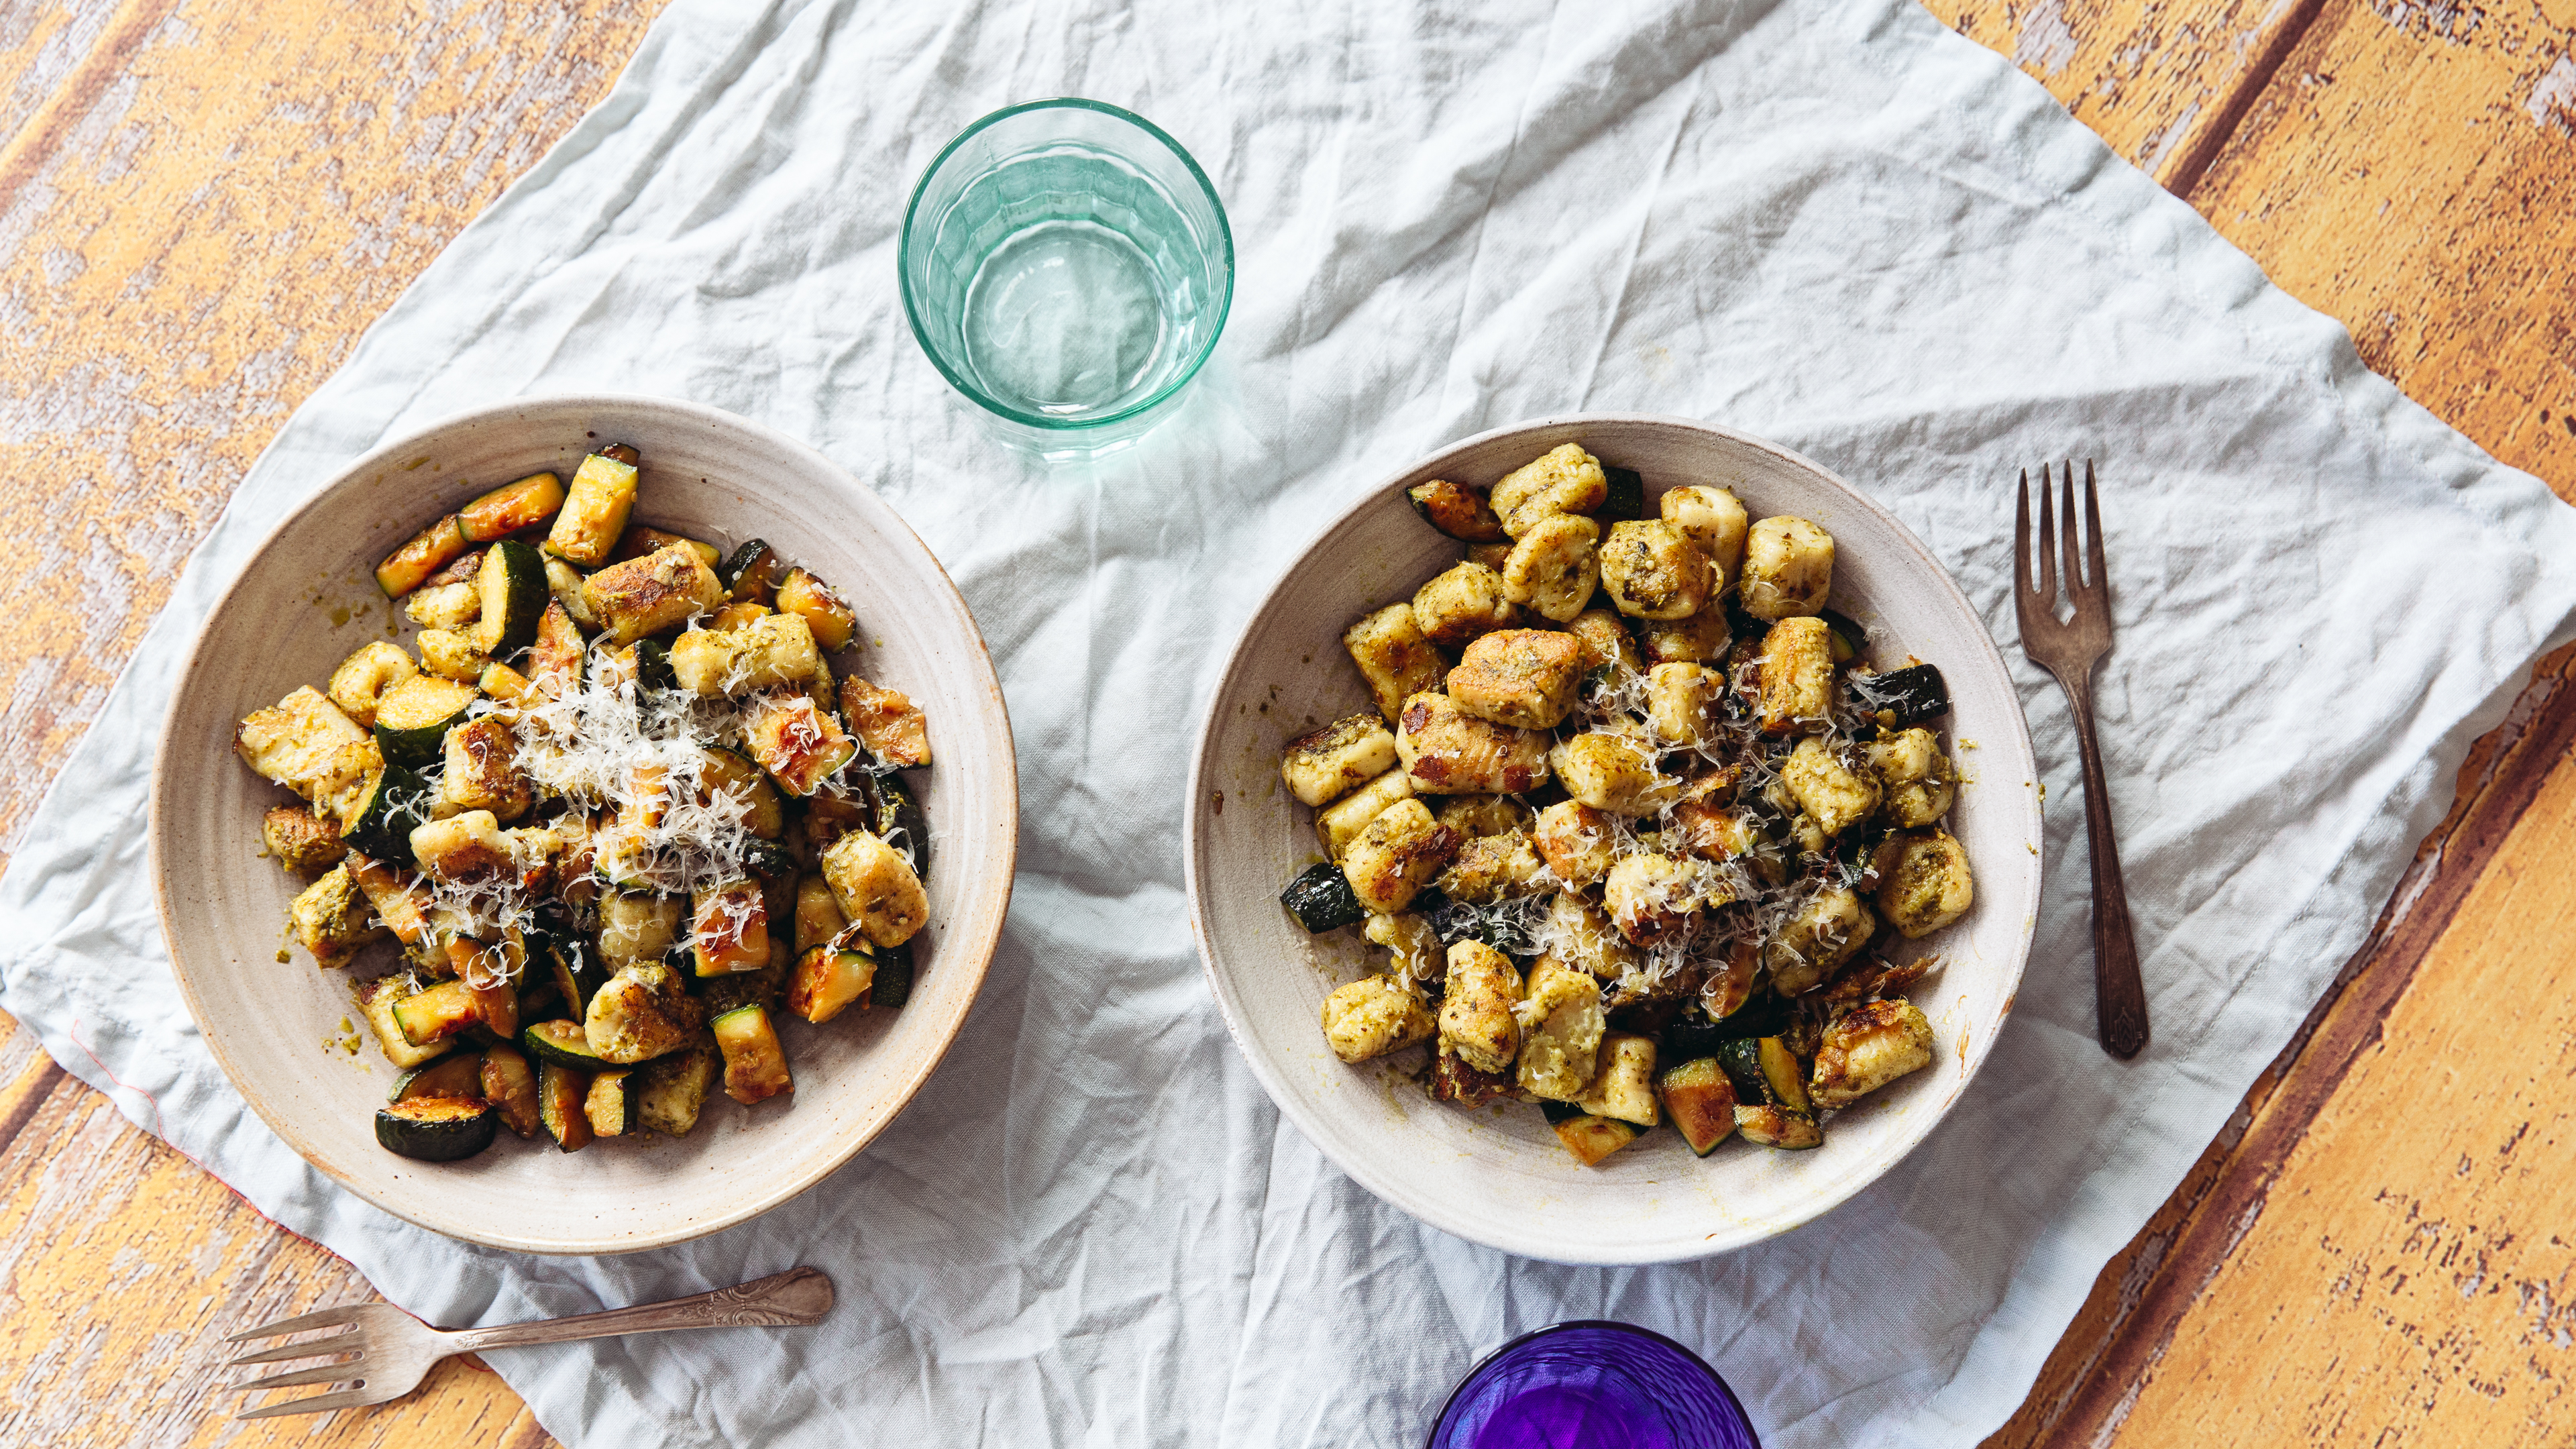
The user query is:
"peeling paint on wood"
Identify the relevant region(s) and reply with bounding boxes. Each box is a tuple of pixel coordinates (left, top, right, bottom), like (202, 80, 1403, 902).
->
(0, 0, 667, 868)
(1918, 0, 2325, 188)
(2188, 0, 2576, 499)
(0, 2, 662, 1444)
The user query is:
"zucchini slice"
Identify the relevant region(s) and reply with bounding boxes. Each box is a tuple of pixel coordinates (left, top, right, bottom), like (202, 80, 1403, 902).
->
(464, 975, 521, 1041)
(392, 980, 484, 1047)
(708, 600, 771, 632)
(544, 451, 639, 568)
(858, 771, 930, 879)
(1658, 996, 1794, 1065)
(373, 674, 479, 769)
(637, 1044, 719, 1136)
(459, 472, 566, 543)
(477, 661, 540, 710)
(869, 941, 914, 1010)
(521, 1018, 608, 1071)
(788, 945, 874, 1024)
(468, 540, 549, 659)
(1657, 1058, 1739, 1156)
(632, 637, 680, 708)
(360, 977, 451, 1069)
(1715, 1037, 1813, 1114)
(774, 568, 855, 653)
(792, 875, 847, 953)
(1405, 479, 1505, 542)
(538, 1059, 594, 1152)
(526, 602, 584, 700)
(390, 1052, 484, 1104)
(376, 514, 470, 598)
(1281, 863, 1365, 934)
(1852, 663, 1950, 731)
(1733, 1104, 1822, 1150)
(690, 878, 770, 976)
(717, 538, 778, 602)
(480, 1042, 543, 1138)
(1820, 608, 1868, 665)
(545, 934, 612, 1023)
(1756, 1036, 1812, 1114)
(745, 694, 858, 796)
(700, 747, 785, 839)
(545, 555, 599, 631)
(710, 1004, 792, 1105)
(584, 1069, 641, 1138)
(1541, 1099, 1642, 1167)
(376, 1097, 498, 1162)
(616, 525, 720, 570)
(342, 764, 435, 861)
(1599, 465, 1647, 522)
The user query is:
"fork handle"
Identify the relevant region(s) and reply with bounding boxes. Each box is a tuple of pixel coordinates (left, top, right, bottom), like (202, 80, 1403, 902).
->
(449, 1268, 833, 1353)
(2056, 663, 2149, 1059)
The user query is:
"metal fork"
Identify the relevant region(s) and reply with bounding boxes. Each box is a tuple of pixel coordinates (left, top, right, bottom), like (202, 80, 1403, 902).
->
(2015, 460, 2148, 1059)
(221, 1266, 832, 1419)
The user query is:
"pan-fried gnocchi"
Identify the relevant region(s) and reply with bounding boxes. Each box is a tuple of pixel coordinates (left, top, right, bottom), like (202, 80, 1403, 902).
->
(1272, 441, 1980, 1171)
(233, 437, 939, 1168)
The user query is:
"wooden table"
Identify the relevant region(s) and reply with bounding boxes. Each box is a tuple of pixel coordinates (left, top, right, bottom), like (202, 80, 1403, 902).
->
(1, 2, 2567, 1444)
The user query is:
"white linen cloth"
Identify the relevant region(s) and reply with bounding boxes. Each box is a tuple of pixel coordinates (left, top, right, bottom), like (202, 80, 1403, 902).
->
(7, 0, 2574, 1442)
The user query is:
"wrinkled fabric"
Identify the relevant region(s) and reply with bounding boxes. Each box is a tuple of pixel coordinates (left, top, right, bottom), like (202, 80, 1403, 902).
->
(7, 1, 2575, 1444)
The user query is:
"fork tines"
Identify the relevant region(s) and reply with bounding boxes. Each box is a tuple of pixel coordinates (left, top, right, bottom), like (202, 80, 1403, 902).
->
(235, 1387, 380, 1421)
(2017, 459, 2107, 619)
(222, 1303, 365, 1344)
(223, 1303, 370, 1419)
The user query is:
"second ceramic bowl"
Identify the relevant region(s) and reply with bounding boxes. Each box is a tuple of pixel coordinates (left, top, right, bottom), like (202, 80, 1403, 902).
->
(1184, 414, 2039, 1265)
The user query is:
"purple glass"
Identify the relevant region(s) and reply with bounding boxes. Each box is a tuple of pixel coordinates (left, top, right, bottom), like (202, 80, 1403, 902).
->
(1426, 1322, 1761, 1449)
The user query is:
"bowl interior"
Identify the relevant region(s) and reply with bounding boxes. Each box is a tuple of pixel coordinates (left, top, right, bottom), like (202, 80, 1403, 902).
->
(153, 396, 1016, 1254)
(1185, 415, 2039, 1265)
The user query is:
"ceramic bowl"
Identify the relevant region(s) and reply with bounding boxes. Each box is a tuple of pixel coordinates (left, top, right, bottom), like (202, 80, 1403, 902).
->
(1183, 414, 2039, 1265)
(152, 394, 1018, 1254)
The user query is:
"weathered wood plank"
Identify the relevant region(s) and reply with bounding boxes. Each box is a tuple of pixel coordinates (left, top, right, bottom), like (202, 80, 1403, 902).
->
(0, 0, 667, 869)
(1986, 649, 2576, 1447)
(2186, 0, 2576, 496)
(1916, 0, 2324, 185)
(0, 1, 659, 1444)
(1930, 0, 2576, 1440)
(0, 1008, 561, 1448)
(2106, 675, 2576, 1442)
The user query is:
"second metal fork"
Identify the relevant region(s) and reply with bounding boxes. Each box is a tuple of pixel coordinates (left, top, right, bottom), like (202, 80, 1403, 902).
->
(2015, 460, 2148, 1059)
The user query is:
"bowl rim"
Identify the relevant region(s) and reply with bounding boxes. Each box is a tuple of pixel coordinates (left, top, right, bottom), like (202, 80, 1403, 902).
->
(1423, 1320, 1761, 1448)
(1181, 411, 2039, 1265)
(896, 95, 1236, 431)
(148, 391, 1020, 1254)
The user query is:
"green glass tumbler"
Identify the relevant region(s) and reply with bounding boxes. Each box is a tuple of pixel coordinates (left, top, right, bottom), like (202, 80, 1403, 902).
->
(899, 99, 1232, 452)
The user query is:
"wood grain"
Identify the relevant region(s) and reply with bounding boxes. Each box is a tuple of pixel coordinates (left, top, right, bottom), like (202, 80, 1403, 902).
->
(0, 1009, 555, 1446)
(0, 0, 668, 872)
(1939, 0, 2576, 1442)
(0, 0, 663, 1443)
(1923, 0, 2326, 186)
(2190, 0, 2576, 496)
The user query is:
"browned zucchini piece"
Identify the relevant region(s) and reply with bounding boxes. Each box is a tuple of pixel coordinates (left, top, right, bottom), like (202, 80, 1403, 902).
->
(377, 515, 470, 598)
(459, 472, 566, 542)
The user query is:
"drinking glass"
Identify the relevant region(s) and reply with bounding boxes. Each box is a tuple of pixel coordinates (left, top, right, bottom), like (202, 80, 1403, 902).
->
(1425, 1322, 1761, 1449)
(898, 98, 1232, 454)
